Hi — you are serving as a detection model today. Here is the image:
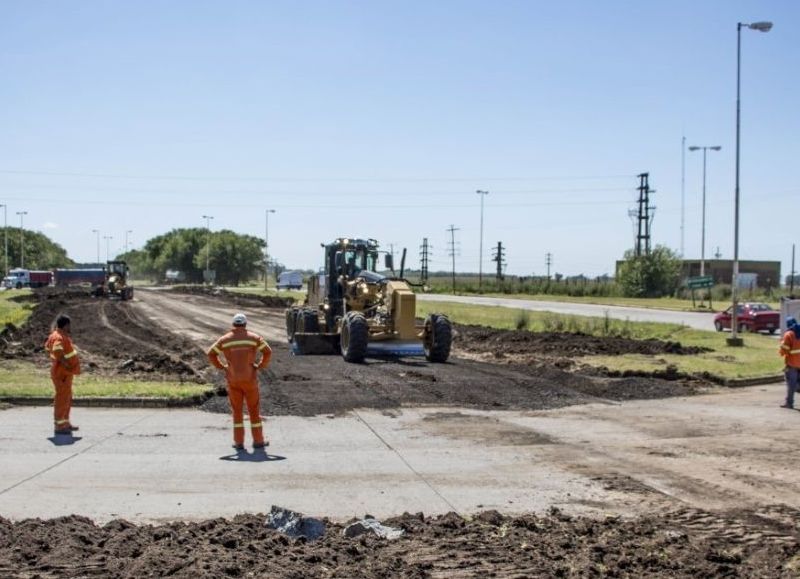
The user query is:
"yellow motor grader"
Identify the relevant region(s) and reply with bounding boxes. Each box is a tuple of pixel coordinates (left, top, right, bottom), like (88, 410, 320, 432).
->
(286, 238, 452, 363)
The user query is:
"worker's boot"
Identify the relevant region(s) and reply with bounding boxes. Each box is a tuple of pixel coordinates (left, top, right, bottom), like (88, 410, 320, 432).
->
(232, 443, 245, 451)
(253, 440, 269, 449)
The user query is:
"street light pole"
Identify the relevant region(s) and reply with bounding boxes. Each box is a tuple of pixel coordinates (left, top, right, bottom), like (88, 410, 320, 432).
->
(16, 211, 27, 268)
(202, 215, 214, 283)
(0, 204, 7, 275)
(103, 236, 113, 262)
(264, 209, 276, 291)
(688, 145, 722, 277)
(92, 229, 100, 263)
(125, 230, 133, 254)
(730, 20, 772, 347)
(476, 190, 489, 289)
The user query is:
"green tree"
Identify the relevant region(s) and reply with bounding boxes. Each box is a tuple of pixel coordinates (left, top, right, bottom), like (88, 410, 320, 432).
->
(0, 227, 74, 271)
(199, 230, 265, 286)
(617, 245, 682, 298)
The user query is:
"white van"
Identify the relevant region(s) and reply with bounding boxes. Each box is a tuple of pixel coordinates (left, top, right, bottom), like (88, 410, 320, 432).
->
(277, 271, 303, 290)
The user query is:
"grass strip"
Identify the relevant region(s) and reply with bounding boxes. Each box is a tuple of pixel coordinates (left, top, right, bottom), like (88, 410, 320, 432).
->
(0, 289, 36, 327)
(0, 361, 212, 399)
(417, 301, 784, 381)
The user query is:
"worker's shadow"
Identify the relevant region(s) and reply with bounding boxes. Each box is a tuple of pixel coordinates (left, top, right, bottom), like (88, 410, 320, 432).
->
(219, 449, 286, 463)
(47, 434, 82, 446)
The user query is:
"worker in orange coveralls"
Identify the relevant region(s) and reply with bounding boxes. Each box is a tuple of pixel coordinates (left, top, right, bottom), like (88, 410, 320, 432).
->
(44, 314, 81, 435)
(207, 313, 272, 450)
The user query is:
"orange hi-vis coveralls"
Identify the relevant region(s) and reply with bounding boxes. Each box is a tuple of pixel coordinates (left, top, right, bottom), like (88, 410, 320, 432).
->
(207, 327, 272, 445)
(44, 329, 81, 430)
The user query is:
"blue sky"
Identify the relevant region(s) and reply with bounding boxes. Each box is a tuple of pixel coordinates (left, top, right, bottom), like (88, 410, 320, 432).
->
(1, 1, 797, 278)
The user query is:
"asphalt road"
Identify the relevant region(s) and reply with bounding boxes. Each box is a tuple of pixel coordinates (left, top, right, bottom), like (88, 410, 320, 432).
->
(418, 293, 717, 331)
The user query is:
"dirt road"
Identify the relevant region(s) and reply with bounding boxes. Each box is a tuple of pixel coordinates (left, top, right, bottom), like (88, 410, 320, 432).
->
(2, 287, 798, 576)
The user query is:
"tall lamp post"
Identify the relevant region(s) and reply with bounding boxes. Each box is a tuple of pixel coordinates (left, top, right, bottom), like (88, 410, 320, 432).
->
(688, 145, 722, 277)
(16, 211, 27, 268)
(124, 230, 133, 254)
(92, 229, 100, 263)
(103, 236, 113, 262)
(729, 20, 772, 347)
(476, 190, 489, 289)
(0, 204, 7, 275)
(202, 215, 214, 283)
(264, 209, 276, 291)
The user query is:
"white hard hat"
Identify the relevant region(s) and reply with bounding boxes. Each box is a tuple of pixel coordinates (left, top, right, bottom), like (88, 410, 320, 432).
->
(232, 313, 247, 326)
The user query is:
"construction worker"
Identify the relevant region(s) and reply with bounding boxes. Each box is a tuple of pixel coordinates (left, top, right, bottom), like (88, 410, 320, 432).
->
(44, 314, 81, 434)
(207, 313, 272, 450)
(780, 316, 800, 409)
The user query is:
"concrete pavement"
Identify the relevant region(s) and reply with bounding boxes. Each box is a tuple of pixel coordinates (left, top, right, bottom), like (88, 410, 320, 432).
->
(1, 384, 798, 524)
(418, 293, 717, 331)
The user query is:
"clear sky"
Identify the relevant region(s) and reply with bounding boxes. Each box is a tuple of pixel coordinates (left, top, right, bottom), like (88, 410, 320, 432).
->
(1, 1, 798, 279)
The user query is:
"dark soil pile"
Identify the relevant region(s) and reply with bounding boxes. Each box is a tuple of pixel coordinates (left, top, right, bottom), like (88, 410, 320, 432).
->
(0, 508, 796, 578)
(0, 289, 206, 383)
(454, 324, 711, 358)
(171, 285, 293, 308)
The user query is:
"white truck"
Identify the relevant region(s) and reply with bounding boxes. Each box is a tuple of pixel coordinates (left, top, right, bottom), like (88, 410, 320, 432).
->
(276, 271, 304, 290)
(3, 268, 53, 289)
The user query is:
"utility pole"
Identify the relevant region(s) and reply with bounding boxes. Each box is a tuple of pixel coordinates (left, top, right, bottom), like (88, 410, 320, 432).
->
(476, 189, 489, 289)
(264, 209, 275, 291)
(681, 135, 686, 257)
(714, 247, 722, 259)
(688, 145, 722, 276)
(446, 225, 459, 295)
(16, 211, 27, 268)
(92, 229, 100, 264)
(791, 243, 796, 295)
(419, 238, 430, 284)
(634, 173, 655, 256)
(491, 241, 505, 280)
(545, 252, 553, 279)
(124, 230, 133, 255)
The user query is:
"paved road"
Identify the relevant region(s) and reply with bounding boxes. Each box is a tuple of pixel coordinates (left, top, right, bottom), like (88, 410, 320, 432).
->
(418, 294, 717, 331)
(1, 383, 795, 523)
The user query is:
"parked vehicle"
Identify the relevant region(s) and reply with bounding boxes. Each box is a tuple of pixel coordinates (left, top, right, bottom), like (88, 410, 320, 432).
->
(2, 268, 53, 289)
(277, 271, 304, 290)
(714, 302, 780, 334)
(53, 268, 107, 293)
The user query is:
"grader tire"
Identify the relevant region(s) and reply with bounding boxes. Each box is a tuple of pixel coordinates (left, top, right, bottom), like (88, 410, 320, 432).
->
(299, 308, 320, 333)
(285, 308, 300, 342)
(341, 312, 368, 363)
(424, 314, 452, 363)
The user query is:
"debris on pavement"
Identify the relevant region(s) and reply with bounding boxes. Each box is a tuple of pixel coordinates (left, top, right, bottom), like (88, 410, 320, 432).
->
(343, 516, 405, 540)
(265, 505, 326, 541)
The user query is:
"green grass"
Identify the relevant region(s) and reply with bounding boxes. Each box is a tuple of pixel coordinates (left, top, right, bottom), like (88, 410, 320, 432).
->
(0, 289, 35, 327)
(417, 301, 784, 381)
(0, 361, 212, 399)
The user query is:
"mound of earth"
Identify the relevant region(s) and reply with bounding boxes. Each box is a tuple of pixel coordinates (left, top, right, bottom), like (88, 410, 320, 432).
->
(454, 324, 711, 358)
(0, 508, 796, 578)
(0, 289, 206, 383)
(171, 285, 293, 308)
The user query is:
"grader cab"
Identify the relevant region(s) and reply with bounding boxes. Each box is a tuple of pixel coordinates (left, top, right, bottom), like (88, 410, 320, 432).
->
(286, 238, 452, 363)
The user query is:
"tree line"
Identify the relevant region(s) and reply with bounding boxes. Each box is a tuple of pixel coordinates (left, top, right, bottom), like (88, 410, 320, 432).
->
(0, 227, 74, 272)
(119, 228, 266, 286)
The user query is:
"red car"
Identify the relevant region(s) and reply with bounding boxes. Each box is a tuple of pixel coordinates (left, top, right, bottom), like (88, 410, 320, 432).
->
(714, 302, 780, 334)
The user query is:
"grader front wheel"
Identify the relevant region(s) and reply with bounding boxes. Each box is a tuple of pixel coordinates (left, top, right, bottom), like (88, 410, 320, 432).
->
(424, 314, 452, 363)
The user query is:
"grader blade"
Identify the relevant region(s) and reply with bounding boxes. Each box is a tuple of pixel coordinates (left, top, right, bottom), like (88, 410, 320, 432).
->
(365, 341, 424, 357)
(291, 333, 339, 355)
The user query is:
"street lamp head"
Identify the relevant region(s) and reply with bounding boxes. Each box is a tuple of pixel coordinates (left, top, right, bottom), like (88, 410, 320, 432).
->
(688, 146, 700, 151)
(748, 21, 773, 32)
(710, 146, 722, 151)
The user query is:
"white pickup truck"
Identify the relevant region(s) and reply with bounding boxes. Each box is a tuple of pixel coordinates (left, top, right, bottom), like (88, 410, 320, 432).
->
(277, 271, 303, 290)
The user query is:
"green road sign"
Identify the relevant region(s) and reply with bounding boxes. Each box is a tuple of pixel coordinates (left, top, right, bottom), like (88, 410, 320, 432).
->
(687, 275, 714, 289)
